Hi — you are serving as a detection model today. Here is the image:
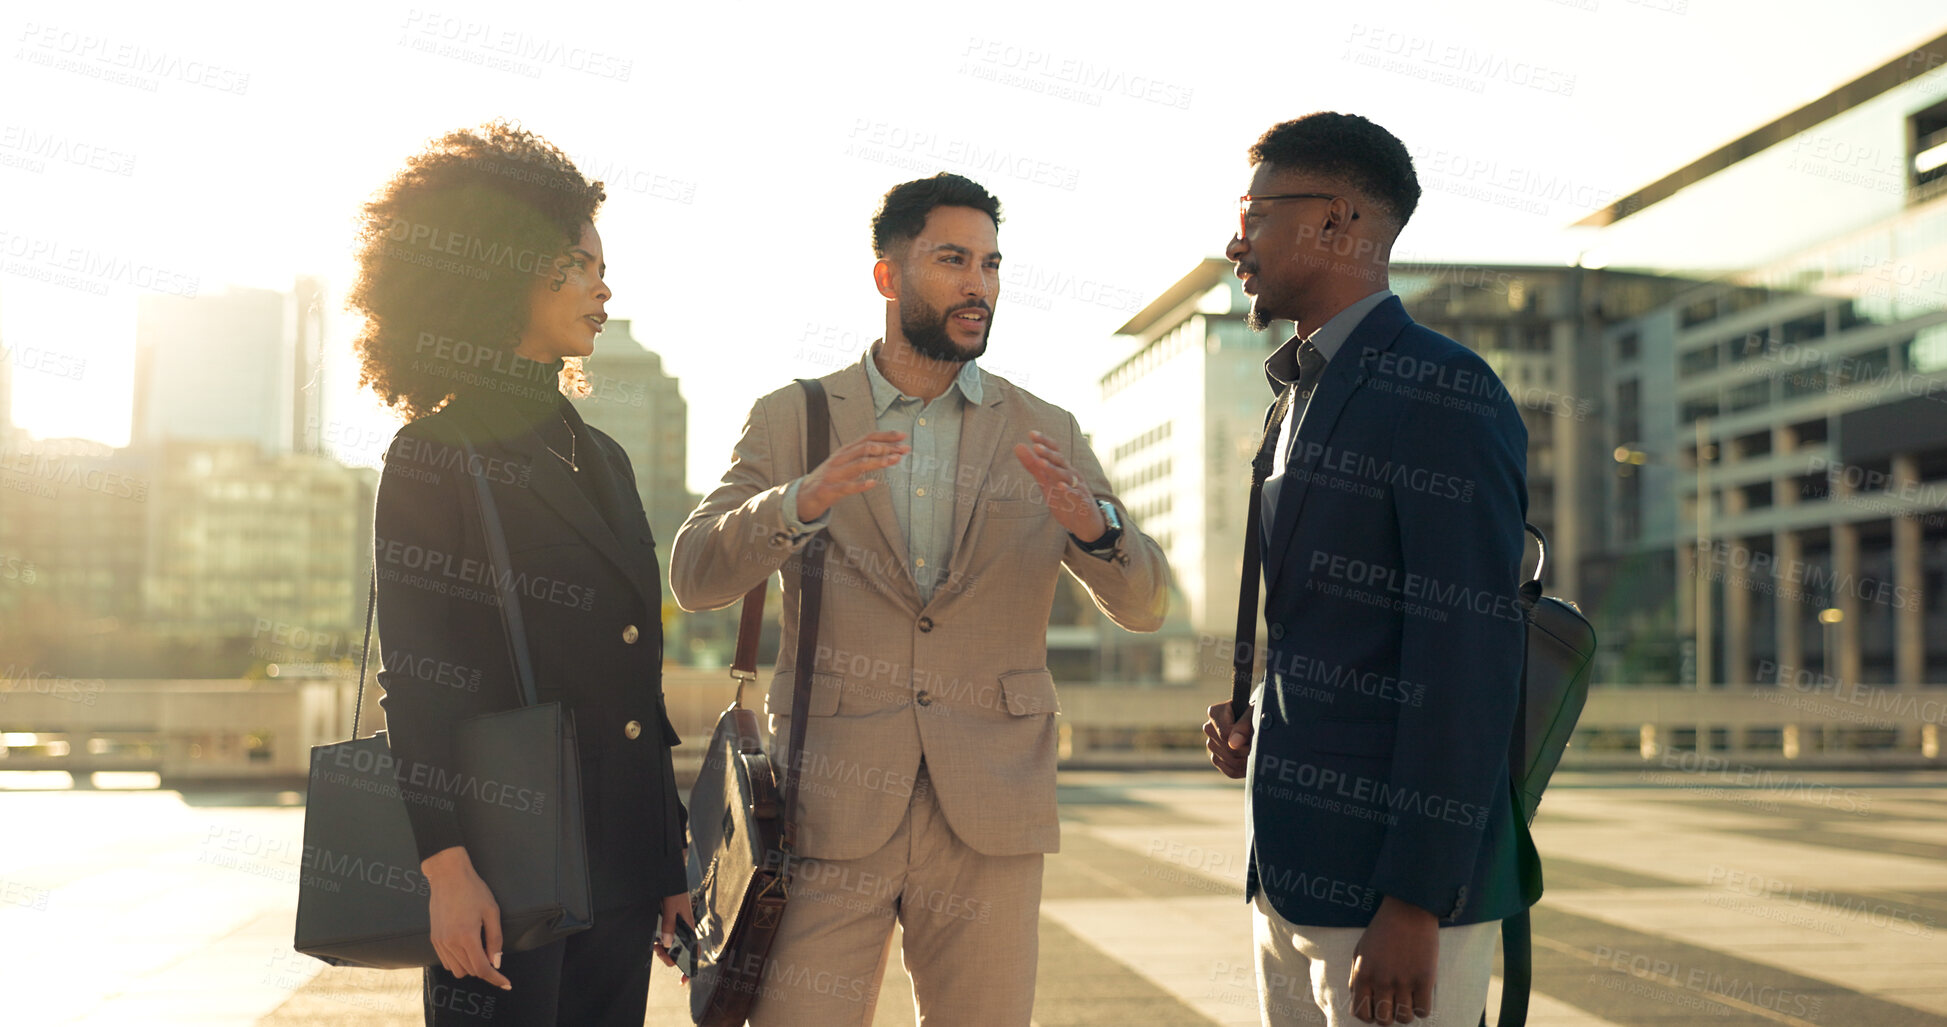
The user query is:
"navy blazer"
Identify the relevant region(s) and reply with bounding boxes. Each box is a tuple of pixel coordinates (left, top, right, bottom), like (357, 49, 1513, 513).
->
(1245, 297, 1539, 928)
(373, 390, 688, 911)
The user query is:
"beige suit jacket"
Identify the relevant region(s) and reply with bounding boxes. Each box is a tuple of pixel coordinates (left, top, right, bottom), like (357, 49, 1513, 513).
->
(670, 354, 1170, 861)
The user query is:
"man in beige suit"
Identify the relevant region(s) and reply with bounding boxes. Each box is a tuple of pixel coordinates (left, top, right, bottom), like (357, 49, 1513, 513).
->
(670, 172, 1169, 1025)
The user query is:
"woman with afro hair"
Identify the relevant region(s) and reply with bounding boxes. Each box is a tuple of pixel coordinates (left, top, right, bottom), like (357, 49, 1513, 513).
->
(351, 121, 690, 1025)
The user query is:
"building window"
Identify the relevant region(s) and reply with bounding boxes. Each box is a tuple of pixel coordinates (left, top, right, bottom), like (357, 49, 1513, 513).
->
(1679, 344, 1721, 377)
(1911, 98, 1947, 198)
(1681, 296, 1719, 328)
(1728, 379, 1770, 413)
(1781, 311, 1825, 346)
(1614, 331, 1640, 361)
(1680, 397, 1720, 423)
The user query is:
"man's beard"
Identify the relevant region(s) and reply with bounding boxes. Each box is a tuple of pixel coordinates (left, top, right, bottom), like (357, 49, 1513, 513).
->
(1245, 290, 1277, 332)
(902, 296, 992, 363)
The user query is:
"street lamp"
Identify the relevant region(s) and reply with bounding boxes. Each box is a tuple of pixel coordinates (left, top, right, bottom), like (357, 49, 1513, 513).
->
(1819, 607, 1844, 683)
(1614, 437, 1715, 687)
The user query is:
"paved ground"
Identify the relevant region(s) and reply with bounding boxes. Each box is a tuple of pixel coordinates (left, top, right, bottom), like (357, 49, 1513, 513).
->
(3, 768, 1945, 1025)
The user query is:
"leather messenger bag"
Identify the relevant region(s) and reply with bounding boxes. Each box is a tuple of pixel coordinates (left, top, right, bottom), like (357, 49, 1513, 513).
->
(684, 379, 830, 1025)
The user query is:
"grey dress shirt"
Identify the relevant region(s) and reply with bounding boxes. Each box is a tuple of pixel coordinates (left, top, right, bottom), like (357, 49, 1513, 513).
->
(782, 344, 982, 603)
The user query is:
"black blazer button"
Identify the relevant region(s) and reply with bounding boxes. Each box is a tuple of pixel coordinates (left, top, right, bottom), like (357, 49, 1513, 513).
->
(918, 616, 934, 633)
(1269, 623, 1285, 641)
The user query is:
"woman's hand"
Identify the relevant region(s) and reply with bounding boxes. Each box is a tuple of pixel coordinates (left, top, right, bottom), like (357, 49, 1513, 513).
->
(652, 890, 696, 984)
(422, 846, 511, 990)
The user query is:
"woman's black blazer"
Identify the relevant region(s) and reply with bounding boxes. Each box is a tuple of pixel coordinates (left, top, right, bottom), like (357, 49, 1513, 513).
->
(372, 390, 687, 909)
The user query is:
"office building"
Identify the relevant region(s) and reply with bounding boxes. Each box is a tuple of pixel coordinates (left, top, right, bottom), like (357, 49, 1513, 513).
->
(143, 440, 376, 648)
(578, 318, 693, 543)
(1099, 258, 1679, 651)
(0, 437, 153, 673)
(1578, 31, 1947, 707)
(133, 282, 322, 455)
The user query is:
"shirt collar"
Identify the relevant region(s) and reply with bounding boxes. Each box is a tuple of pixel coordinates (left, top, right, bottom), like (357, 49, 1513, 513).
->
(1264, 288, 1394, 394)
(864, 341, 984, 415)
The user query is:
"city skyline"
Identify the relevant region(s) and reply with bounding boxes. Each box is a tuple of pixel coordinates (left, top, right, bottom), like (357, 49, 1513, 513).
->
(2, 2, 1942, 495)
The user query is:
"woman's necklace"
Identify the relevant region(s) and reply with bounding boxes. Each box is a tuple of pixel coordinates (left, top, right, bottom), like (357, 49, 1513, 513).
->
(543, 414, 579, 472)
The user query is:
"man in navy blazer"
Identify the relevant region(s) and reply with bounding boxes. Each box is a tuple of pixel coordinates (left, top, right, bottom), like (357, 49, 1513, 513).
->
(1203, 113, 1537, 1027)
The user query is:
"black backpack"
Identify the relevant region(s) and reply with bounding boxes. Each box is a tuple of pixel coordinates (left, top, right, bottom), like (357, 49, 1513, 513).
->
(1487, 522, 1597, 1027)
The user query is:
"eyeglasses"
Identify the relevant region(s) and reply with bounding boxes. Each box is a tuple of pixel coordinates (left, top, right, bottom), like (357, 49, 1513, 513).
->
(1238, 194, 1358, 239)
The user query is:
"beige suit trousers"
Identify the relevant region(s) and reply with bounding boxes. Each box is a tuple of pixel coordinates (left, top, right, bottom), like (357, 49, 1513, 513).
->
(1254, 890, 1498, 1026)
(747, 762, 1043, 1027)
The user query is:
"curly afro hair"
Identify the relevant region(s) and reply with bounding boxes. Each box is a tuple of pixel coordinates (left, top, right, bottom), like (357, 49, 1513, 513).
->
(349, 121, 605, 421)
(1248, 113, 1420, 232)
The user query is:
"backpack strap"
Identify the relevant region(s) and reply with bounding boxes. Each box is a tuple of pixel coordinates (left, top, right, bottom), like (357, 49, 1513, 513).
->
(1484, 523, 1547, 1027)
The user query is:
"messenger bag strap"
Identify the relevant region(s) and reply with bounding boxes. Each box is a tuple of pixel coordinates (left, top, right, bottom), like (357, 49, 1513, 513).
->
(780, 378, 832, 855)
(1230, 385, 1294, 720)
(730, 582, 767, 709)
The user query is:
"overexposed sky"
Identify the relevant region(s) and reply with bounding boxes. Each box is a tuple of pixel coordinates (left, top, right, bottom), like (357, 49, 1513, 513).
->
(3, 0, 1943, 492)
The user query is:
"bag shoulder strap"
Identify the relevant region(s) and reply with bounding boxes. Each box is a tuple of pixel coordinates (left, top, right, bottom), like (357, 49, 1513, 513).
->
(351, 567, 378, 738)
(780, 378, 832, 854)
(349, 432, 540, 736)
(1486, 522, 1548, 1027)
(464, 438, 540, 708)
(1230, 385, 1295, 719)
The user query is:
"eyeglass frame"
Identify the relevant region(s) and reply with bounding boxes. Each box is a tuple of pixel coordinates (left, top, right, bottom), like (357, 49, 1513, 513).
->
(1238, 194, 1359, 240)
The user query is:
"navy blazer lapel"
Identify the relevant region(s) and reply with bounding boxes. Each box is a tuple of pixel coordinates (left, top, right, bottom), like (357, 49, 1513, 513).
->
(460, 403, 650, 607)
(1263, 298, 1412, 595)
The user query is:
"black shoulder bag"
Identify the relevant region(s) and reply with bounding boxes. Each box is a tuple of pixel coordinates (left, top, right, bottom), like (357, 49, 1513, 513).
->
(685, 379, 831, 1026)
(294, 439, 593, 968)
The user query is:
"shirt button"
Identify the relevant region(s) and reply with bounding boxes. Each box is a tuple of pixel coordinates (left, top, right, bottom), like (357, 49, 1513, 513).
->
(915, 487, 927, 497)
(918, 417, 927, 426)
(622, 624, 640, 644)
(624, 720, 643, 740)
(918, 616, 934, 633)
(915, 558, 926, 568)
(915, 690, 932, 707)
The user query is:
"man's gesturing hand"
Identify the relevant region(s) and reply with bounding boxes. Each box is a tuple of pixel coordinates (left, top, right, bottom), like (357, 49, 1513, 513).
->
(1012, 430, 1107, 541)
(1349, 895, 1439, 1024)
(1204, 701, 1253, 778)
(796, 430, 910, 523)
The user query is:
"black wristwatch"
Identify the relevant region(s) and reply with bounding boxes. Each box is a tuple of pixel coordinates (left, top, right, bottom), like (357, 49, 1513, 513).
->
(1073, 499, 1123, 557)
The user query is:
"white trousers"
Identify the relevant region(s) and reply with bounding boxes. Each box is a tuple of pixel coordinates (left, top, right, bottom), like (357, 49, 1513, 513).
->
(1253, 890, 1498, 1026)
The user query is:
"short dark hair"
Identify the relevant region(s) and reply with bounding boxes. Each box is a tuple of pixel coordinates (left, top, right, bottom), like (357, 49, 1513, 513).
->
(1248, 113, 1420, 230)
(869, 173, 1003, 259)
